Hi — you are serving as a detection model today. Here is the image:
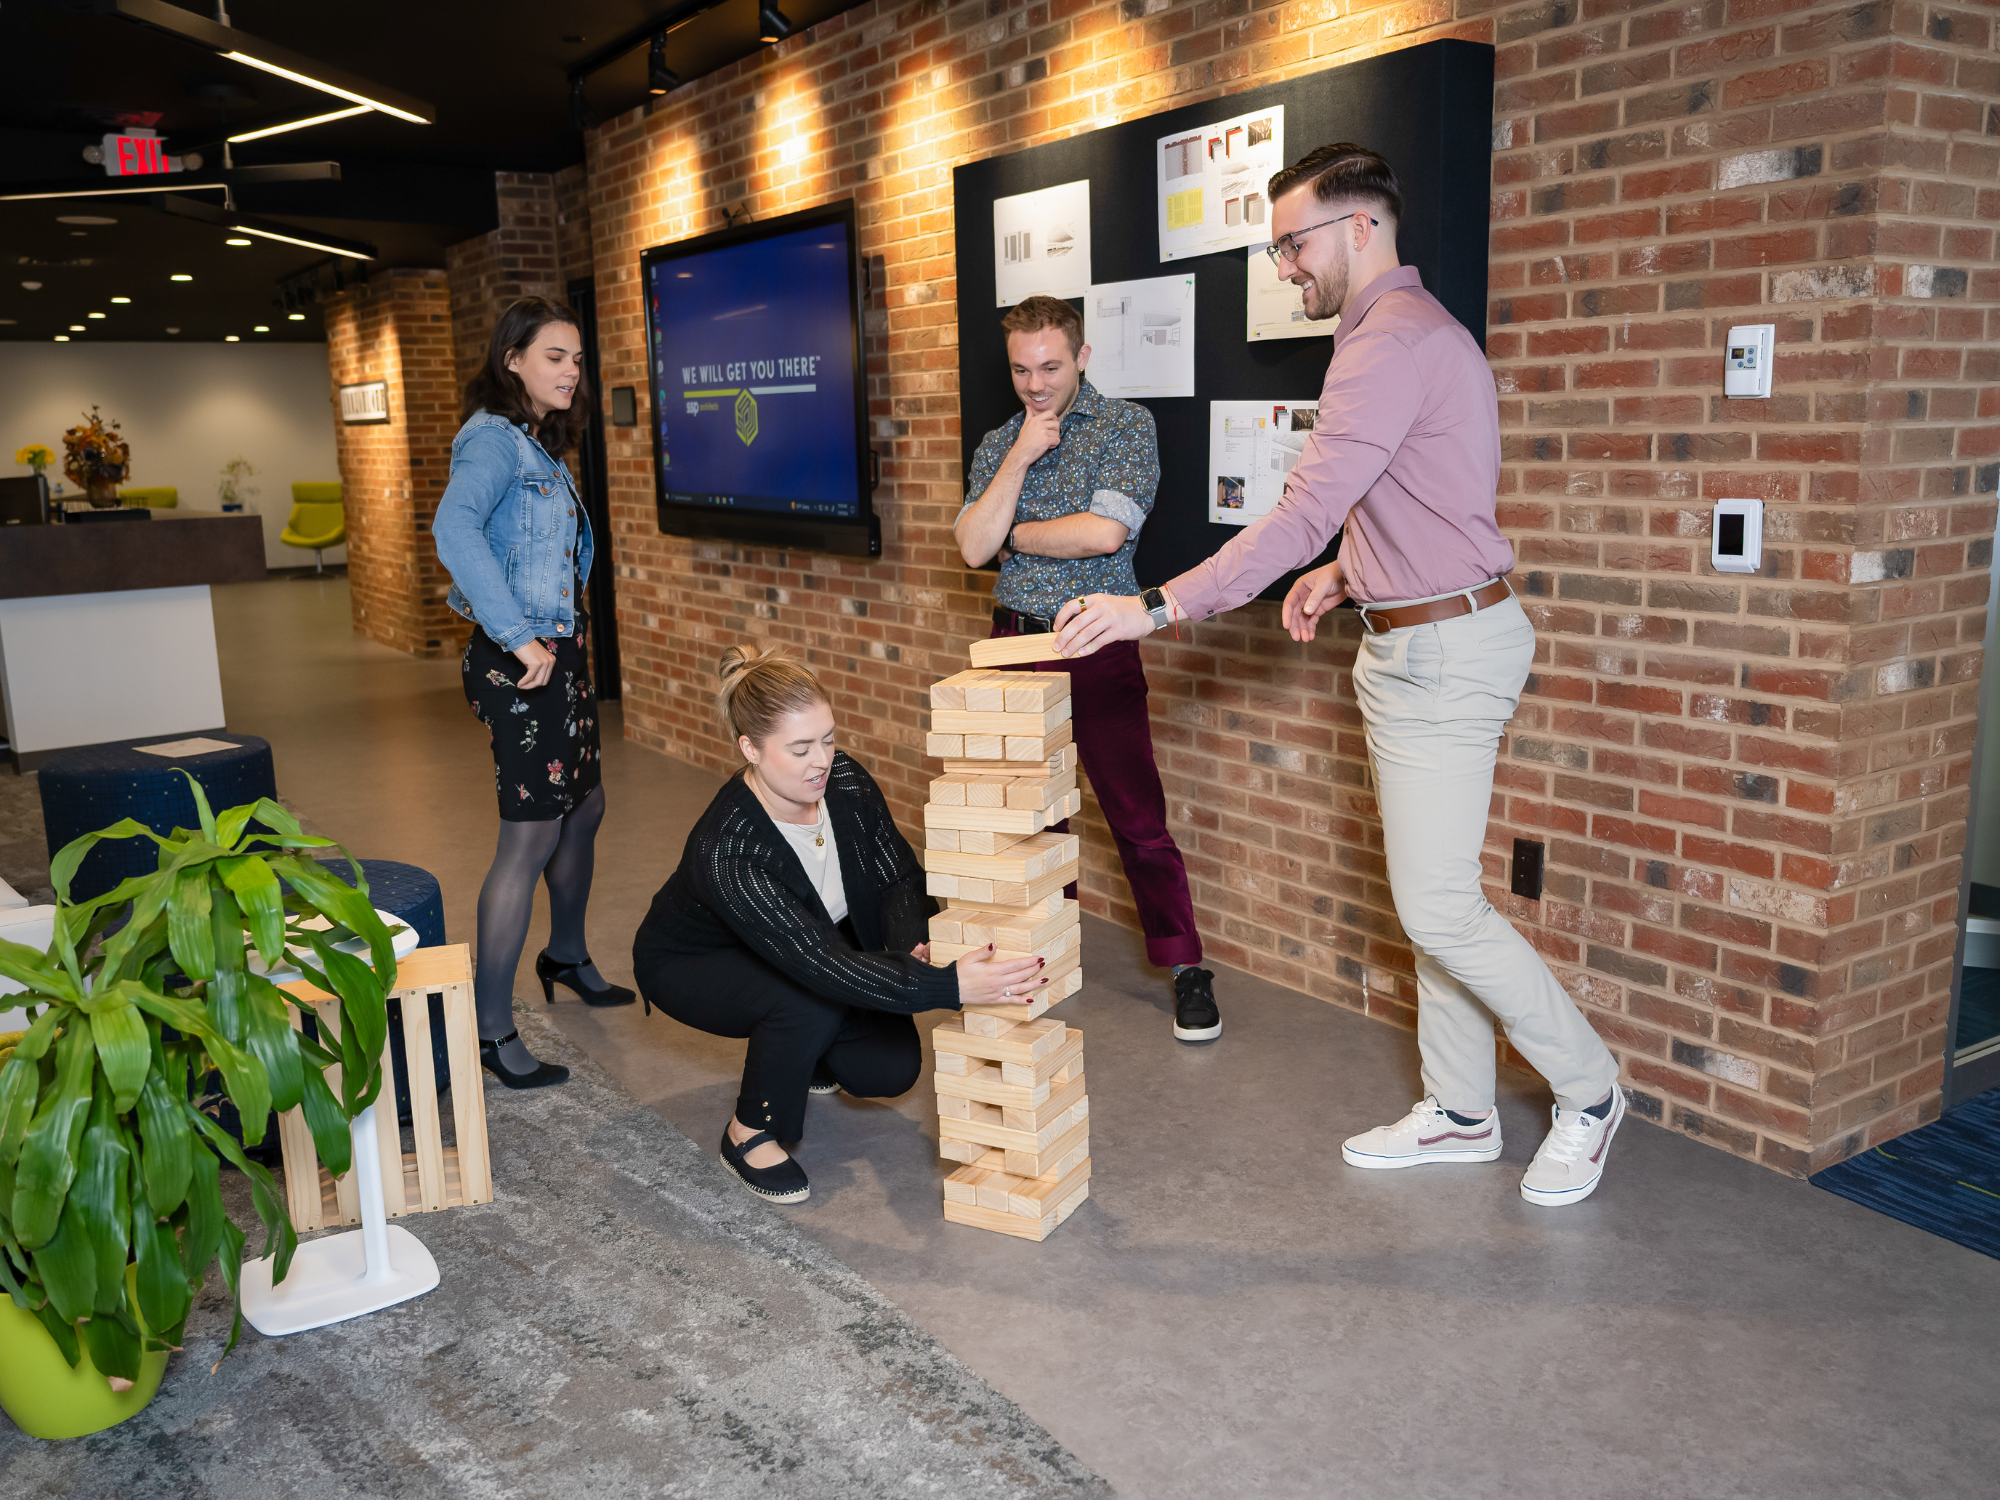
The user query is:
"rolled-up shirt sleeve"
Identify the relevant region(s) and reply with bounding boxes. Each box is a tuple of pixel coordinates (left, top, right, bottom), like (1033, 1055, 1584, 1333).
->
(1168, 330, 1422, 620)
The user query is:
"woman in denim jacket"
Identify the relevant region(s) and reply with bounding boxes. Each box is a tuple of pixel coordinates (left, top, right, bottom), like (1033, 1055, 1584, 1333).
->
(434, 296, 635, 1089)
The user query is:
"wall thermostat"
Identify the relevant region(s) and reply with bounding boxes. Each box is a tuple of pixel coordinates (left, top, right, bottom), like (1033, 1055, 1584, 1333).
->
(1724, 323, 1774, 399)
(1712, 497, 1763, 574)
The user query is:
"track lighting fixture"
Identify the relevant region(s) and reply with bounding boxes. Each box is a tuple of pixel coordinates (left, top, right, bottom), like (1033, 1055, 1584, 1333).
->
(648, 32, 680, 95)
(757, 3, 793, 43)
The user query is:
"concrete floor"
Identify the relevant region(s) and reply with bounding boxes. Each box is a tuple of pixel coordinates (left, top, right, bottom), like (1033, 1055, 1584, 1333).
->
(216, 577, 2000, 1500)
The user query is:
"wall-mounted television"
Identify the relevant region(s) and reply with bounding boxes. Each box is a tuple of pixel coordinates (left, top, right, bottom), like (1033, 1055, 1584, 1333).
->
(640, 200, 878, 557)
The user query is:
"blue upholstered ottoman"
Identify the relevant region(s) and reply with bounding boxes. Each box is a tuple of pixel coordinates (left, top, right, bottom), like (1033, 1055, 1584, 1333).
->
(311, 857, 451, 1125)
(38, 734, 278, 902)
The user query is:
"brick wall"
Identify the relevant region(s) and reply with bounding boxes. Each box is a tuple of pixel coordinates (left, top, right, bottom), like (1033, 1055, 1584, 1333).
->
(446, 166, 597, 392)
(323, 268, 465, 657)
(527, 0, 1999, 1174)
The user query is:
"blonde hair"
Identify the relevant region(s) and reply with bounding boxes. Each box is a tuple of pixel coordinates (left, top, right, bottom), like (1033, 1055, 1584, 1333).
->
(715, 644, 829, 746)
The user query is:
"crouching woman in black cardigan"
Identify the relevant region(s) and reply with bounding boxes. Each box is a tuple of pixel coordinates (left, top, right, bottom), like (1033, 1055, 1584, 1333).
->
(633, 645, 1047, 1204)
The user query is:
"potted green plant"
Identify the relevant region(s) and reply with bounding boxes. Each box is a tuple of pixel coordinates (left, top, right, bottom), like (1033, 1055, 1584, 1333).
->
(0, 775, 396, 1440)
(217, 455, 256, 513)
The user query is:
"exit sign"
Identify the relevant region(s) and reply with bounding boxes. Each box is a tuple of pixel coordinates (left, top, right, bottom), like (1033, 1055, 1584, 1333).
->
(100, 132, 181, 177)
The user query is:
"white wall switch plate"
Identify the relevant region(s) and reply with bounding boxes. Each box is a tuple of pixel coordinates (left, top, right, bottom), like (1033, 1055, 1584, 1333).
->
(1712, 498, 1763, 574)
(1724, 324, 1774, 398)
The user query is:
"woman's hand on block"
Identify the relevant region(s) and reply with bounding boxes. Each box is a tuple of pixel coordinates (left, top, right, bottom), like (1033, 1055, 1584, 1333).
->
(954, 944, 1045, 1006)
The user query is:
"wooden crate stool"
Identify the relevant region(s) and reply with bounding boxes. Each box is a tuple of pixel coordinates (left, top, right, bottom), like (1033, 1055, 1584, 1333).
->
(274, 943, 493, 1232)
(923, 666, 1091, 1241)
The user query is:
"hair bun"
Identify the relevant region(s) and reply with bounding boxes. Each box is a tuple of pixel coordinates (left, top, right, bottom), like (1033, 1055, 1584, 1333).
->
(713, 642, 829, 746)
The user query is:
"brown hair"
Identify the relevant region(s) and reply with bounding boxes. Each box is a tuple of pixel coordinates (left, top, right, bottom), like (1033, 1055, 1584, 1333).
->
(716, 644, 830, 745)
(1267, 142, 1403, 225)
(461, 296, 591, 456)
(1001, 294, 1084, 357)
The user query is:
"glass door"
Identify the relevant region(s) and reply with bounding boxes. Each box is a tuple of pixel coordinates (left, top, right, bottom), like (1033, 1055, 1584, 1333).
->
(1948, 560, 2000, 1102)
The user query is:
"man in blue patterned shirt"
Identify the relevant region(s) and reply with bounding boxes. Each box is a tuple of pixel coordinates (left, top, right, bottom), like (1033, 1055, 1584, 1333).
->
(954, 295, 1219, 1042)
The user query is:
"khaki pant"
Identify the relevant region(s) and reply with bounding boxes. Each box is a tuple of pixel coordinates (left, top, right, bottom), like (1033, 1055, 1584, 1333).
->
(1351, 592, 1619, 1114)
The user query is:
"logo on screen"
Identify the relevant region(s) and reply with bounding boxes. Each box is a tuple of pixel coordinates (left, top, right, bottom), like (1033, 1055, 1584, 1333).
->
(735, 389, 759, 447)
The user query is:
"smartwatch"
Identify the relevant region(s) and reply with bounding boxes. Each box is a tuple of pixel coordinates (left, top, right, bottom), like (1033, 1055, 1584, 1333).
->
(1140, 587, 1172, 631)
(1006, 524, 1020, 555)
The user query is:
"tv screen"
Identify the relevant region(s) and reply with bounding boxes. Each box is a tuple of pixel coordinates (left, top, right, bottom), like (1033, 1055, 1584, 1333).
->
(641, 201, 878, 557)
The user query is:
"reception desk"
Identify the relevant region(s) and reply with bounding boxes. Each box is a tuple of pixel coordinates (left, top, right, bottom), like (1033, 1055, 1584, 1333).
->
(0, 514, 266, 769)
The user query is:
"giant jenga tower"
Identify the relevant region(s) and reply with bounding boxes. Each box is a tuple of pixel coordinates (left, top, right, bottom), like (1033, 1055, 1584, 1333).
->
(921, 647, 1092, 1241)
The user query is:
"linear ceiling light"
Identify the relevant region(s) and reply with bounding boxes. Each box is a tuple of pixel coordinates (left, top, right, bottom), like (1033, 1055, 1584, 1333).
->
(0, 182, 230, 202)
(227, 104, 371, 143)
(155, 193, 377, 260)
(104, 0, 434, 124)
(219, 53, 427, 123)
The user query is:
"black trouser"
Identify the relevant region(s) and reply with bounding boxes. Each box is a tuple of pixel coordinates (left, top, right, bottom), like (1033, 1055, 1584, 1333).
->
(637, 935, 922, 1143)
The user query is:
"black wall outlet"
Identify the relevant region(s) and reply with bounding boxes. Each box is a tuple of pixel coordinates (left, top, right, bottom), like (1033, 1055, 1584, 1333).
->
(1510, 838, 1545, 901)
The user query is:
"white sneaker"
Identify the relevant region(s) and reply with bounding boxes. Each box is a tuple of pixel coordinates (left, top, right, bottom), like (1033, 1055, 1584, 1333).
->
(1520, 1089, 1625, 1206)
(1341, 1096, 1503, 1170)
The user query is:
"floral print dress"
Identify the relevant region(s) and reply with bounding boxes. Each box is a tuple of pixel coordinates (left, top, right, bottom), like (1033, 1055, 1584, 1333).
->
(462, 588, 602, 822)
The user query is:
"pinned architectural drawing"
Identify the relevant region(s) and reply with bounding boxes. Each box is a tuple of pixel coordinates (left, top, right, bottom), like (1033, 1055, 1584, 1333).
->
(1084, 274, 1196, 398)
(1246, 246, 1336, 343)
(994, 179, 1093, 306)
(1207, 399, 1318, 525)
(1157, 105, 1285, 262)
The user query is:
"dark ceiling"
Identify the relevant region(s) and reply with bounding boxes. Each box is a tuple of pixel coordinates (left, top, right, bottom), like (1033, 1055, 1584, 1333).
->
(1, 0, 860, 343)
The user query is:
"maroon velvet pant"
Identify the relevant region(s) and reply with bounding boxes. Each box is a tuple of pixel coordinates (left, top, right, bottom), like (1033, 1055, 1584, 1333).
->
(991, 616, 1202, 969)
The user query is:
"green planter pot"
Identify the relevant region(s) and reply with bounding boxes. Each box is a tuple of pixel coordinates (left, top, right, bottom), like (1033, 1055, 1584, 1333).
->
(0, 1269, 169, 1440)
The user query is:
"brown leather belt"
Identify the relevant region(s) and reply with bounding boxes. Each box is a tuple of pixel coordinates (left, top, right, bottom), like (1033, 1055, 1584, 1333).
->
(1355, 577, 1515, 635)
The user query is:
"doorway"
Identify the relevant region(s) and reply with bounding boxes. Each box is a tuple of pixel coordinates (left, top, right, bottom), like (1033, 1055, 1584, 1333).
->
(567, 276, 621, 702)
(1948, 560, 2000, 1103)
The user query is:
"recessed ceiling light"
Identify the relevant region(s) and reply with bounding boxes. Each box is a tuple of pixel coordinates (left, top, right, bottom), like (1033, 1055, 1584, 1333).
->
(20, 281, 40, 291)
(254, 325, 269, 332)
(288, 312, 305, 321)
(68, 324, 84, 331)
(171, 274, 192, 281)
(70, 231, 88, 237)
(225, 335, 240, 342)
(0, 319, 14, 326)
(110, 296, 130, 304)
(56, 215, 116, 225)
(88, 312, 106, 319)
(166, 327, 181, 334)
(53, 335, 69, 342)
(225, 237, 253, 247)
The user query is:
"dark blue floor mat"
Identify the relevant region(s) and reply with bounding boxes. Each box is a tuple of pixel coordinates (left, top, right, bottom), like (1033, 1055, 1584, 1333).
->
(1956, 966, 2000, 1052)
(1812, 1087, 2000, 1261)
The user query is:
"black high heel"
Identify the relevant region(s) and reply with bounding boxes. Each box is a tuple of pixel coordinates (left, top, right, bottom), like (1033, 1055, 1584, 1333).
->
(479, 1031, 570, 1090)
(536, 949, 637, 1009)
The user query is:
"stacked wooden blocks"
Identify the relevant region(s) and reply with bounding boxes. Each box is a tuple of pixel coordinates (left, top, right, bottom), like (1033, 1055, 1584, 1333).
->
(923, 666, 1092, 1241)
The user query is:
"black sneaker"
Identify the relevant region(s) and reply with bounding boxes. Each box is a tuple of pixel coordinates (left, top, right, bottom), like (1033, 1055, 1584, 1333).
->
(720, 1126, 810, 1203)
(1173, 967, 1222, 1042)
(807, 1060, 841, 1095)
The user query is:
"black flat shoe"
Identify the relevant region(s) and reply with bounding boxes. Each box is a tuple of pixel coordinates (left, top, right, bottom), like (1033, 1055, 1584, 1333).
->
(479, 1031, 570, 1089)
(720, 1126, 809, 1203)
(537, 949, 637, 1008)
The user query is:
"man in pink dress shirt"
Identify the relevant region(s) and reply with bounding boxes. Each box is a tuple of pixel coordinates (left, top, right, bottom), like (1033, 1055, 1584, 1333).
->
(1053, 143, 1626, 1207)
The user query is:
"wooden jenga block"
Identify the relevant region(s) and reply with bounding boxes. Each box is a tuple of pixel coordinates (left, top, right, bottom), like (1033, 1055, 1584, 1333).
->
(928, 772, 974, 805)
(925, 859, 1077, 908)
(925, 827, 959, 852)
(941, 897, 1077, 950)
(931, 922, 1079, 967)
(1005, 771, 1079, 810)
(954, 827, 1032, 856)
(1002, 1115, 1090, 1178)
(997, 1027, 1083, 1087)
(942, 1152, 1091, 1223)
(1002, 1070, 1087, 1132)
(936, 1093, 973, 1120)
(925, 733, 965, 758)
(1001, 674, 1070, 713)
(1008, 718, 1073, 762)
(923, 801, 1061, 836)
(944, 743, 1080, 779)
(969, 633, 1075, 668)
(963, 990, 1055, 1030)
(934, 1046, 971, 1074)
(965, 775, 1012, 807)
(937, 1137, 988, 1164)
(931, 1012, 1068, 1065)
(931, 700, 1072, 739)
(921, 831, 1080, 884)
(931, 669, 1012, 711)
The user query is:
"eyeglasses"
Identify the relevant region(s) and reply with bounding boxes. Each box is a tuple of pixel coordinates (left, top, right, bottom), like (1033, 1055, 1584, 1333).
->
(1264, 212, 1379, 265)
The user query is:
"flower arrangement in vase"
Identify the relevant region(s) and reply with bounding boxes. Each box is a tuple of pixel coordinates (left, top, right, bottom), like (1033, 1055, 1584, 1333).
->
(61, 408, 130, 508)
(14, 444, 53, 478)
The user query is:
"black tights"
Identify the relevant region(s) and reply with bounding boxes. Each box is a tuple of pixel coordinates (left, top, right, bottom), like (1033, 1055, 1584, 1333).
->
(475, 785, 606, 1050)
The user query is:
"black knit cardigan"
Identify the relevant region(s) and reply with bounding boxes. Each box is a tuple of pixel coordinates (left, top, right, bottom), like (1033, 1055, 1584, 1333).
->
(633, 751, 960, 1016)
